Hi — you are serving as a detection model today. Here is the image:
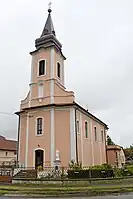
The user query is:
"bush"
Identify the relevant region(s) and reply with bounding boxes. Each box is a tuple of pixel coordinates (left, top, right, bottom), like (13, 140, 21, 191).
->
(68, 160, 82, 170)
(68, 169, 114, 179)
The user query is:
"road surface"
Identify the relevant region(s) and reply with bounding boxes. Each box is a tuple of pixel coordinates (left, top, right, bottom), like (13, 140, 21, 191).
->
(1, 195, 133, 198)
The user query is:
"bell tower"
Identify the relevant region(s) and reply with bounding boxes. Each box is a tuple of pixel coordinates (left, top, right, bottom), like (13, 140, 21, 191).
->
(27, 5, 68, 108)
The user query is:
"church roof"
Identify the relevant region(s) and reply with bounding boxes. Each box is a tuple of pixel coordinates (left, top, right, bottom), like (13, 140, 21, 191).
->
(41, 8, 56, 37)
(15, 102, 108, 129)
(35, 7, 62, 52)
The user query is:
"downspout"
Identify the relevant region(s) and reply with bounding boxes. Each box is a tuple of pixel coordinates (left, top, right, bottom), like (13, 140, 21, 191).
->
(17, 114, 20, 163)
(105, 128, 108, 164)
(75, 108, 78, 164)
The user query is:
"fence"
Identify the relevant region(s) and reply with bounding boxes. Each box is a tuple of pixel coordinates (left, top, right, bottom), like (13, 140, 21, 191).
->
(12, 166, 133, 181)
(1, 166, 133, 184)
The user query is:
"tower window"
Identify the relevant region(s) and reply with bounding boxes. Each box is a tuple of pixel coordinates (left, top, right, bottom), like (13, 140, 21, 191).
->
(39, 60, 46, 76)
(94, 127, 97, 141)
(85, 121, 88, 138)
(57, 62, 61, 78)
(37, 118, 43, 135)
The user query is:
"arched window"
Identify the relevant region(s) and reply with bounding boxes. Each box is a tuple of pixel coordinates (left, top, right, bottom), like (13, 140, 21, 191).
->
(101, 130, 104, 142)
(94, 126, 97, 141)
(85, 121, 88, 138)
(57, 62, 61, 78)
(37, 118, 43, 135)
(39, 60, 46, 76)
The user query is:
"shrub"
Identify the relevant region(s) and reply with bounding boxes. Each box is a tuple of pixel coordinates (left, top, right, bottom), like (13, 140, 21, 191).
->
(69, 160, 82, 170)
(68, 169, 114, 179)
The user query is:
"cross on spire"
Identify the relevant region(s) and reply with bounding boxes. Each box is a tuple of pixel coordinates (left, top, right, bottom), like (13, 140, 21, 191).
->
(48, 2, 52, 13)
(48, 2, 52, 10)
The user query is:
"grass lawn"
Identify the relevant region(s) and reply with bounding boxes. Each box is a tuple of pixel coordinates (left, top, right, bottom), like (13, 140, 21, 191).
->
(0, 184, 133, 197)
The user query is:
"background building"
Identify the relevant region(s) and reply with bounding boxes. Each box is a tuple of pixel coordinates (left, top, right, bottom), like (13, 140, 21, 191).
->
(0, 136, 17, 166)
(107, 145, 125, 168)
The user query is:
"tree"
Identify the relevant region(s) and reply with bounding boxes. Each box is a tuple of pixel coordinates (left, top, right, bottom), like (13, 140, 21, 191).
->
(107, 135, 115, 145)
(124, 145, 133, 160)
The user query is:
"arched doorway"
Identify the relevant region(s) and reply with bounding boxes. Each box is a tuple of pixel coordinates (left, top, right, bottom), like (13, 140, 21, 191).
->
(35, 149, 44, 168)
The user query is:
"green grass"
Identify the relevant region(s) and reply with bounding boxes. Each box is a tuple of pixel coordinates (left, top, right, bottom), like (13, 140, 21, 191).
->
(0, 183, 133, 197)
(11, 177, 133, 187)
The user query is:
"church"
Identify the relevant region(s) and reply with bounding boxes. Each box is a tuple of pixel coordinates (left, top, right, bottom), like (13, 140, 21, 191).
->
(16, 6, 108, 168)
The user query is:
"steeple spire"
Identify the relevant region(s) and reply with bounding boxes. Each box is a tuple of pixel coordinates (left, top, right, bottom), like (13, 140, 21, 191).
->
(34, 3, 64, 56)
(41, 3, 56, 37)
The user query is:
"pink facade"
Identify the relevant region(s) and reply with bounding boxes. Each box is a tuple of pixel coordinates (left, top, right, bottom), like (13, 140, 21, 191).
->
(16, 8, 108, 168)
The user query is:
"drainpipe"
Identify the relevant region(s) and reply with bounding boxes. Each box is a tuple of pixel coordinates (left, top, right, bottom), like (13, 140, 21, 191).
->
(17, 114, 20, 163)
(105, 128, 108, 164)
(75, 108, 78, 164)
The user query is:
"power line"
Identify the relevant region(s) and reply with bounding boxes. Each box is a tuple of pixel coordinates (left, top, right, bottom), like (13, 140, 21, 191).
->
(0, 112, 15, 116)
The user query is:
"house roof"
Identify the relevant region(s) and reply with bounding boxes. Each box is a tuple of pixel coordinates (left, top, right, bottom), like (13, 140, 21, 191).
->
(106, 145, 122, 151)
(0, 136, 17, 151)
(15, 101, 108, 129)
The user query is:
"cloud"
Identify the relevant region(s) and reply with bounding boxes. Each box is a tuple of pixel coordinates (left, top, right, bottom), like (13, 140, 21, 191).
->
(0, 0, 133, 147)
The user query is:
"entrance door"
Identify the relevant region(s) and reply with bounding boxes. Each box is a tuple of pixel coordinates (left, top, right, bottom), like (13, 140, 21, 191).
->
(35, 150, 44, 168)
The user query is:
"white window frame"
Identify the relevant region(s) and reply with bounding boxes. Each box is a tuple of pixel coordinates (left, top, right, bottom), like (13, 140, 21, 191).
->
(35, 116, 44, 136)
(37, 59, 46, 77)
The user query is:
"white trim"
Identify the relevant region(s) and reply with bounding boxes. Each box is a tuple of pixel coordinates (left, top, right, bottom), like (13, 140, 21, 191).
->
(35, 116, 44, 136)
(33, 148, 45, 168)
(62, 62, 64, 86)
(98, 124, 102, 164)
(30, 56, 34, 83)
(50, 48, 54, 104)
(18, 118, 21, 163)
(25, 113, 29, 167)
(70, 108, 76, 161)
(29, 57, 34, 107)
(80, 113, 84, 166)
(50, 108, 55, 166)
(38, 83, 44, 98)
(37, 59, 47, 77)
(90, 119, 94, 166)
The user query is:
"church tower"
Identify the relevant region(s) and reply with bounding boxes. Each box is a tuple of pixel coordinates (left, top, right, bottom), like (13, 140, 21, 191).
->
(17, 6, 75, 168)
(16, 6, 108, 169)
(24, 6, 75, 109)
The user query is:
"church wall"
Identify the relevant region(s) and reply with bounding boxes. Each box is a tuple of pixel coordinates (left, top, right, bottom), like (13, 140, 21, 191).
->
(27, 109, 51, 167)
(75, 110, 107, 167)
(81, 113, 93, 166)
(54, 108, 70, 167)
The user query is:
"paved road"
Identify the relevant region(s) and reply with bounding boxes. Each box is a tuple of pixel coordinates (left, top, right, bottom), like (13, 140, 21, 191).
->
(1, 195, 133, 199)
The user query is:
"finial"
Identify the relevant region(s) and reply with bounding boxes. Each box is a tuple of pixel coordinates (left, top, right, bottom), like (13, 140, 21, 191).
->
(48, 2, 52, 13)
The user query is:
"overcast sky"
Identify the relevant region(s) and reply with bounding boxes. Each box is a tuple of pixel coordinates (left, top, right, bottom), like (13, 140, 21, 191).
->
(0, 0, 133, 147)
